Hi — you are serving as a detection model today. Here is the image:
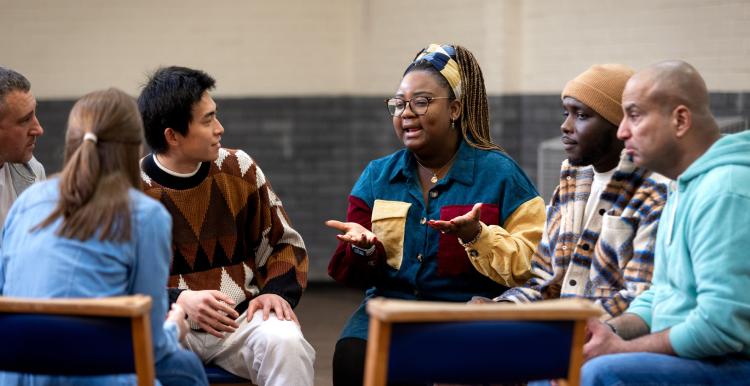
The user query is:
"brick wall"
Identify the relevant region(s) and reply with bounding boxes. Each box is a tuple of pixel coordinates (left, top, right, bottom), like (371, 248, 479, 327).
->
(33, 92, 749, 280)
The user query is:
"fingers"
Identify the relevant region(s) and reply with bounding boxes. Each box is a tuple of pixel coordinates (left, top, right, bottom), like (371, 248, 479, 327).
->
(427, 219, 455, 233)
(336, 234, 365, 245)
(289, 310, 300, 326)
(470, 203, 482, 218)
(167, 303, 186, 322)
(177, 290, 240, 337)
(209, 290, 237, 306)
(468, 296, 493, 304)
(247, 294, 298, 326)
(246, 301, 259, 322)
(272, 300, 287, 321)
(335, 230, 376, 248)
(214, 311, 241, 331)
(325, 220, 347, 231)
(262, 300, 272, 321)
(266, 298, 298, 325)
(582, 318, 608, 361)
(587, 318, 607, 335)
(196, 306, 238, 331)
(199, 321, 227, 339)
(208, 299, 240, 321)
(192, 309, 237, 338)
(583, 341, 594, 362)
(355, 233, 377, 248)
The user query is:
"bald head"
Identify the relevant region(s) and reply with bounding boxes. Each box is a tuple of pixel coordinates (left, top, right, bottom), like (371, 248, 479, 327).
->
(618, 60, 720, 179)
(632, 60, 714, 126)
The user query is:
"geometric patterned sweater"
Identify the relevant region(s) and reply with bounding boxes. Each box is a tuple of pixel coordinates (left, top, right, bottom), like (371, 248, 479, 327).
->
(140, 148, 308, 314)
(499, 150, 669, 318)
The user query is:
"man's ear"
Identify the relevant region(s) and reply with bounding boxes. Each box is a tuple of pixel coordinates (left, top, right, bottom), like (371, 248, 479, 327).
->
(450, 99, 462, 122)
(672, 105, 692, 138)
(163, 127, 180, 147)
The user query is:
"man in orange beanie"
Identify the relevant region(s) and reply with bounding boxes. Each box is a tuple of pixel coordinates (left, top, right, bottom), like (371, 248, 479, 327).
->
(477, 64, 669, 322)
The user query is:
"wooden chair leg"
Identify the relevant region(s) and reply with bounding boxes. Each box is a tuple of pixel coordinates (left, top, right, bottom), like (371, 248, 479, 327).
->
(563, 320, 588, 386)
(131, 314, 155, 386)
(364, 317, 392, 386)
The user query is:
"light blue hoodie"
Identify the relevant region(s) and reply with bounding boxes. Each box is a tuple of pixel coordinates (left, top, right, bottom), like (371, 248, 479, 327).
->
(627, 130, 750, 359)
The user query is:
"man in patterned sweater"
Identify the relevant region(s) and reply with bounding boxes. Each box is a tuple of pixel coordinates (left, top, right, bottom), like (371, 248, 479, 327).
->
(138, 66, 314, 386)
(483, 64, 669, 319)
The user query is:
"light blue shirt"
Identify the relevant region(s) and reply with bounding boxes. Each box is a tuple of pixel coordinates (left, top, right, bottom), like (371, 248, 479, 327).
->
(0, 178, 178, 385)
(627, 131, 750, 358)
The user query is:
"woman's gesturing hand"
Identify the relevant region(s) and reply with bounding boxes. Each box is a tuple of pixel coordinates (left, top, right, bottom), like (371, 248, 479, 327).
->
(325, 220, 378, 249)
(427, 203, 482, 243)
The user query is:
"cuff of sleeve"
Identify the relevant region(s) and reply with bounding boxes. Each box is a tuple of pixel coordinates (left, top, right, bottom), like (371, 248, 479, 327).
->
(161, 320, 181, 353)
(168, 288, 186, 306)
(624, 305, 653, 330)
(459, 223, 484, 247)
(669, 322, 699, 359)
(351, 244, 377, 257)
(462, 222, 496, 258)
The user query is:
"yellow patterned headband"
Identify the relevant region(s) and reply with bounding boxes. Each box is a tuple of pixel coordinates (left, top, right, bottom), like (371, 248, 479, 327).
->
(408, 44, 462, 99)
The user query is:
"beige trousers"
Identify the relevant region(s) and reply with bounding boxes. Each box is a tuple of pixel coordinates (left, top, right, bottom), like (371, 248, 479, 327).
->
(184, 309, 315, 386)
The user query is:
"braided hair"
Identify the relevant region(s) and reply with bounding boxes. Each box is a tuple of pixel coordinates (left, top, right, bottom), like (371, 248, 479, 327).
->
(453, 45, 503, 152)
(406, 45, 503, 152)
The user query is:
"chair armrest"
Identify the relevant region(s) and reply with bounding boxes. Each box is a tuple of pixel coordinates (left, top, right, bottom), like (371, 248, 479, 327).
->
(0, 295, 151, 317)
(366, 297, 602, 322)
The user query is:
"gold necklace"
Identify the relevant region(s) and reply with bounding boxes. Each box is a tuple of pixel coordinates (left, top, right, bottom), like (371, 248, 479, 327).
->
(415, 150, 459, 184)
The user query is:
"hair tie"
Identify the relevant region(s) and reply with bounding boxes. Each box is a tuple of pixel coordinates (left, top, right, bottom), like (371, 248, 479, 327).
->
(83, 132, 98, 144)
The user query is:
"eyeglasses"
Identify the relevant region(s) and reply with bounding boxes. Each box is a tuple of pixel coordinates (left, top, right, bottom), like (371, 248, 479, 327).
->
(384, 96, 451, 117)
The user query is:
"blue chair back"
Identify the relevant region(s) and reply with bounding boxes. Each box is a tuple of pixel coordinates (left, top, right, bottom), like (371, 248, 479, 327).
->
(388, 320, 574, 384)
(0, 295, 155, 386)
(364, 298, 602, 386)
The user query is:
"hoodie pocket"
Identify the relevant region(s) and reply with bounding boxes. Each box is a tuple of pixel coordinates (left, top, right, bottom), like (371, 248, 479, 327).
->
(371, 199, 412, 270)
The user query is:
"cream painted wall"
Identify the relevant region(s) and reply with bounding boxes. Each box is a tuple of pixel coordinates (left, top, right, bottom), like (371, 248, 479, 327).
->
(1, 0, 747, 98)
(348, 0, 520, 95)
(1, 0, 355, 98)
(520, 0, 750, 93)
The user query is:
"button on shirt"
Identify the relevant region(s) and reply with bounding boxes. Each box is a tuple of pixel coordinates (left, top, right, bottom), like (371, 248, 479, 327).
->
(336, 141, 543, 341)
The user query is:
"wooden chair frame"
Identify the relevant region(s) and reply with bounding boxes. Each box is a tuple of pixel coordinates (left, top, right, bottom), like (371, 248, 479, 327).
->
(0, 295, 155, 386)
(364, 297, 602, 386)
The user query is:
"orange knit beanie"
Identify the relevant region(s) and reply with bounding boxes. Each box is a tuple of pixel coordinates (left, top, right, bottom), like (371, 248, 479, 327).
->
(561, 64, 635, 126)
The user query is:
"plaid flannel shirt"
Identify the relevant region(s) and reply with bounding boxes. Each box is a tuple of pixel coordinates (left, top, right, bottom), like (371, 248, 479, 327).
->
(499, 151, 668, 318)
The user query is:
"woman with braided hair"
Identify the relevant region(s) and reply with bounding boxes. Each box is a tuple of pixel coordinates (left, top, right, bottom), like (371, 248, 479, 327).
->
(326, 44, 546, 385)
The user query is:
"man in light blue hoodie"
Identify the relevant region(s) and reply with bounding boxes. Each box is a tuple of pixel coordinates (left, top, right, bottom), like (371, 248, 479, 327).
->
(581, 60, 750, 385)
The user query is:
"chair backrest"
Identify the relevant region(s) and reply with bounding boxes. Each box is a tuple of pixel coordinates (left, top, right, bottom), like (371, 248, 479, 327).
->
(0, 295, 155, 386)
(364, 298, 602, 386)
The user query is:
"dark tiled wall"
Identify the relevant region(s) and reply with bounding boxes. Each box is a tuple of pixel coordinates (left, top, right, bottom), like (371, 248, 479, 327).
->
(33, 92, 749, 281)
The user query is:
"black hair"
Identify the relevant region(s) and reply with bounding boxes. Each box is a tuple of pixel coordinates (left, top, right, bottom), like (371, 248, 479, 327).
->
(0, 66, 31, 113)
(137, 66, 215, 153)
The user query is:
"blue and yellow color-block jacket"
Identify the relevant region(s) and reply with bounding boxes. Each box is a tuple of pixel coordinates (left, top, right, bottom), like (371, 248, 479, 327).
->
(330, 140, 546, 340)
